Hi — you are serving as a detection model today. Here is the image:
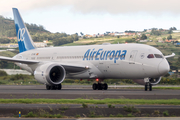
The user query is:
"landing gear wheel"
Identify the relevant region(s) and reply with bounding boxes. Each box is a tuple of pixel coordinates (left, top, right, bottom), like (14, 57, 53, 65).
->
(57, 84, 62, 90)
(145, 83, 152, 91)
(98, 83, 102, 90)
(46, 85, 51, 90)
(51, 86, 56, 90)
(145, 85, 147, 91)
(149, 84, 152, 91)
(92, 83, 97, 90)
(103, 83, 108, 90)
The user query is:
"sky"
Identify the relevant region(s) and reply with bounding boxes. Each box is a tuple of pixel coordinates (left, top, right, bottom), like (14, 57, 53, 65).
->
(1, 0, 180, 35)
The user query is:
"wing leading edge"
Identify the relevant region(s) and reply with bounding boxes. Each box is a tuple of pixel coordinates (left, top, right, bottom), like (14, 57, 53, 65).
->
(0, 56, 89, 73)
(0, 56, 39, 64)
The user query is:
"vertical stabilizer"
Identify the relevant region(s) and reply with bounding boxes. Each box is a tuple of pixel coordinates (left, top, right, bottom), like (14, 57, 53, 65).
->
(13, 8, 36, 53)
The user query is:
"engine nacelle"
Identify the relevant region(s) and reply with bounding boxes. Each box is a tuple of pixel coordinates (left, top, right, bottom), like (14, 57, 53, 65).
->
(133, 77, 161, 85)
(34, 63, 66, 85)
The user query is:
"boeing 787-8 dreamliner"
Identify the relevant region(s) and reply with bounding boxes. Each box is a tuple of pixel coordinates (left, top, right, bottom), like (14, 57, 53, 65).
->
(0, 8, 175, 91)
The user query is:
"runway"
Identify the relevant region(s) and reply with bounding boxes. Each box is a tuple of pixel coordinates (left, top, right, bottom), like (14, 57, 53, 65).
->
(1, 85, 180, 118)
(0, 85, 180, 99)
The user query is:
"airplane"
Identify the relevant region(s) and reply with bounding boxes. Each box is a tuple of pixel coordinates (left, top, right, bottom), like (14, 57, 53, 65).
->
(0, 8, 175, 91)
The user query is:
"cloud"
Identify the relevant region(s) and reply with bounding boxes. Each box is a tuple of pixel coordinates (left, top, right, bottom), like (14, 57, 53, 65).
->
(1, 0, 180, 16)
(69, 0, 180, 15)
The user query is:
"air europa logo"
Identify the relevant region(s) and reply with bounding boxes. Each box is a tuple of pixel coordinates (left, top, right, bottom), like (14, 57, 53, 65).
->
(18, 28, 25, 42)
(83, 48, 127, 63)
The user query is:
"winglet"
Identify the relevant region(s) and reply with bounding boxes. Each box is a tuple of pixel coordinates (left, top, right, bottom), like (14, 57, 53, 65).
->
(164, 53, 175, 58)
(12, 8, 36, 53)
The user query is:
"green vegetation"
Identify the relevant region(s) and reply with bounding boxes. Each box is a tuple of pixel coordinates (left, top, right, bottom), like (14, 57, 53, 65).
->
(116, 114, 124, 117)
(0, 74, 39, 85)
(163, 110, 169, 116)
(23, 111, 63, 118)
(82, 103, 88, 108)
(75, 114, 81, 118)
(0, 16, 78, 46)
(127, 113, 134, 117)
(89, 111, 96, 117)
(123, 106, 140, 113)
(154, 110, 160, 115)
(0, 98, 180, 105)
(108, 104, 115, 108)
(140, 34, 147, 40)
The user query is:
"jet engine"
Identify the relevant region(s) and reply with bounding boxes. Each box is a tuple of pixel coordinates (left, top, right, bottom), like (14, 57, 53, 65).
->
(34, 63, 66, 85)
(133, 77, 161, 85)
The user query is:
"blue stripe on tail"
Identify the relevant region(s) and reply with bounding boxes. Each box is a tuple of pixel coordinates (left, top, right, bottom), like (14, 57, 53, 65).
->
(13, 8, 36, 53)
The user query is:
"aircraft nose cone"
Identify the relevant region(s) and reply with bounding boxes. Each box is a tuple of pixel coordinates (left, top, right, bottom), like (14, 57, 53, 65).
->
(158, 60, 170, 76)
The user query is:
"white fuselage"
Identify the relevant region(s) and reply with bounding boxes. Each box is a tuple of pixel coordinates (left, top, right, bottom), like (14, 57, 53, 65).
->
(14, 43, 169, 80)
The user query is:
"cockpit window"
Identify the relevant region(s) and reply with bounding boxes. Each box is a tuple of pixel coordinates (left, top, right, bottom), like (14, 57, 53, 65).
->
(147, 54, 154, 58)
(154, 54, 163, 58)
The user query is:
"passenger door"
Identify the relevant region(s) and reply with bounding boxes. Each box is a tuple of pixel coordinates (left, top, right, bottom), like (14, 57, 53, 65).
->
(129, 50, 138, 64)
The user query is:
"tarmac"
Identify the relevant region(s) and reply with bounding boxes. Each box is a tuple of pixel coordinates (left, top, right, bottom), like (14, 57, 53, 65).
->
(0, 85, 180, 118)
(0, 85, 179, 99)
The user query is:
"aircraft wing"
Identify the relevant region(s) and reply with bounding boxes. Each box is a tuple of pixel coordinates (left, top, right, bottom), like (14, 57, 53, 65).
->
(0, 56, 89, 73)
(0, 56, 39, 64)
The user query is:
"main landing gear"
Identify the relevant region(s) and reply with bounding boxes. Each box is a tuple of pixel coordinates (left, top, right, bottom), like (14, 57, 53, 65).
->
(145, 82, 152, 91)
(92, 83, 108, 90)
(46, 84, 62, 90)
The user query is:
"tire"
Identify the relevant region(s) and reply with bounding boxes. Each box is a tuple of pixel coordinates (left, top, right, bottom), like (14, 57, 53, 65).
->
(57, 84, 62, 90)
(92, 83, 97, 90)
(98, 83, 102, 90)
(103, 83, 108, 90)
(46, 85, 51, 90)
(149, 84, 152, 91)
(145, 85, 147, 91)
(51, 86, 56, 90)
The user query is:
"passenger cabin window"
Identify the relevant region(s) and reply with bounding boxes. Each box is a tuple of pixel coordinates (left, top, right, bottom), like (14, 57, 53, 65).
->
(154, 54, 163, 58)
(147, 54, 154, 58)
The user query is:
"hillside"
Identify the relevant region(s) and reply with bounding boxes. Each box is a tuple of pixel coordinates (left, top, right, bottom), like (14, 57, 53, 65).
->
(0, 16, 78, 45)
(0, 16, 49, 38)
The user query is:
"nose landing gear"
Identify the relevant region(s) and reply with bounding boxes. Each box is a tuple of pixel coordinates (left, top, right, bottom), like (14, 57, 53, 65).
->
(145, 82, 152, 91)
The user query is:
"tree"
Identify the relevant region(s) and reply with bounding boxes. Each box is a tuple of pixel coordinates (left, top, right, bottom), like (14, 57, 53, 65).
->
(150, 28, 161, 36)
(168, 30, 172, 34)
(167, 34, 172, 40)
(80, 32, 84, 36)
(170, 27, 177, 30)
(140, 34, 147, 40)
(162, 37, 166, 41)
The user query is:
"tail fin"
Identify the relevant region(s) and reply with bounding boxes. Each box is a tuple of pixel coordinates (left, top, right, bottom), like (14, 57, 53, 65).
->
(12, 8, 36, 53)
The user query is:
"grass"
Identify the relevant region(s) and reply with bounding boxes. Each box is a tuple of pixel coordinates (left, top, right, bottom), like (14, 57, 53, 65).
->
(23, 111, 63, 118)
(0, 98, 180, 105)
(0, 51, 16, 57)
(163, 110, 169, 116)
(153, 86, 180, 90)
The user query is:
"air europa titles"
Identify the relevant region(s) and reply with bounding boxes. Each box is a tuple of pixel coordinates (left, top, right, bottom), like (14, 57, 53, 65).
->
(83, 48, 127, 63)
